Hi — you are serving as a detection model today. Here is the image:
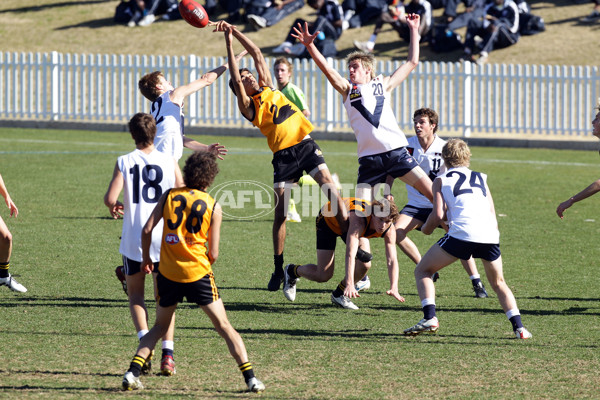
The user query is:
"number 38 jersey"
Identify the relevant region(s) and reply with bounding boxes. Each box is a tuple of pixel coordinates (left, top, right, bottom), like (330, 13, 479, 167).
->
(343, 75, 409, 158)
(118, 149, 177, 263)
(439, 166, 499, 244)
(159, 188, 215, 283)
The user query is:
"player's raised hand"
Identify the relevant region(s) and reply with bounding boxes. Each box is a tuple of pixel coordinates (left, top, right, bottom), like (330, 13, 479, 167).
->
(405, 13, 420, 30)
(208, 143, 228, 160)
(213, 20, 234, 32)
(291, 21, 318, 47)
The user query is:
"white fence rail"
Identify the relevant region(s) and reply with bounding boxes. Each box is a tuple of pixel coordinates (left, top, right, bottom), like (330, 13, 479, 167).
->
(1, 51, 599, 138)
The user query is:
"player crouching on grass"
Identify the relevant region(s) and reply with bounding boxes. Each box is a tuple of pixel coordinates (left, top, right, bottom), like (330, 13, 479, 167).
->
(283, 197, 406, 310)
(121, 152, 265, 393)
(403, 139, 532, 339)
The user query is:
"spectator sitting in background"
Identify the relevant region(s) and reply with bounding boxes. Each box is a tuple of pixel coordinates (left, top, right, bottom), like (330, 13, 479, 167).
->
(247, 1, 306, 31)
(273, 0, 343, 56)
(341, 0, 389, 29)
(354, 0, 432, 53)
(461, 0, 520, 65)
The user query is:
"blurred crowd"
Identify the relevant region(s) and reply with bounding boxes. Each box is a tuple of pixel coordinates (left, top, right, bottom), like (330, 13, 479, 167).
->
(113, 0, 600, 64)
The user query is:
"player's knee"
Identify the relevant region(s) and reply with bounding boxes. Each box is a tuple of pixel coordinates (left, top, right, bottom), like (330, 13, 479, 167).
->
(0, 230, 12, 245)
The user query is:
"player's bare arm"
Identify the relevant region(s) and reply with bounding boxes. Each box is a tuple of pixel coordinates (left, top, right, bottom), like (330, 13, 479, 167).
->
(171, 49, 248, 104)
(182, 137, 228, 160)
(421, 178, 444, 235)
(222, 26, 254, 121)
(216, 21, 273, 88)
(557, 179, 600, 218)
(384, 228, 405, 302)
(141, 192, 168, 274)
(207, 202, 222, 264)
(0, 173, 18, 218)
(385, 13, 420, 92)
(292, 22, 351, 98)
(104, 162, 125, 219)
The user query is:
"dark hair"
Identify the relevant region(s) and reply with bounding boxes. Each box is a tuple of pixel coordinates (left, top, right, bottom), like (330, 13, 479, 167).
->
(228, 68, 252, 96)
(138, 71, 164, 101)
(183, 151, 219, 190)
(413, 107, 439, 134)
(128, 113, 156, 146)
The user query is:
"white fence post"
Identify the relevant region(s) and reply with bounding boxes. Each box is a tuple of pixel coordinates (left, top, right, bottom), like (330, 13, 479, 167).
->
(51, 51, 60, 121)
(463, 61, 472, 138)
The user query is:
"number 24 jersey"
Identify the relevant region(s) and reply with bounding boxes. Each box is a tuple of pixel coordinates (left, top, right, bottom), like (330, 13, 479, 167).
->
(439, 166, 499, 244)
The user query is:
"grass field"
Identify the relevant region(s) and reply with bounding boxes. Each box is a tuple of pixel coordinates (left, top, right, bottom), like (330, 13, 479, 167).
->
(1, 0, 599, 66)
(0, 127, 599, 399)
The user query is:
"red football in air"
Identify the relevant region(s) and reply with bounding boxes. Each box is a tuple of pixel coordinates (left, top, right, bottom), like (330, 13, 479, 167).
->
(178, 0, 210, 28)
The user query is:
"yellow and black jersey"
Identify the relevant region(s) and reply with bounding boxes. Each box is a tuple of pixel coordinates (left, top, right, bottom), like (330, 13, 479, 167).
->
(159, 187, 215, 283)
(322, 197, 386, 239)
(250, 86, 314, 153)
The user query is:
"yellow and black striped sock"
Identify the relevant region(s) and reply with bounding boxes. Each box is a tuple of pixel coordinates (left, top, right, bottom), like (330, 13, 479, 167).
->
(239, 361, 255, 383)
(0, 262, 9, 278)
(332, 281, 345, 297)
(128, 354, 145, 378)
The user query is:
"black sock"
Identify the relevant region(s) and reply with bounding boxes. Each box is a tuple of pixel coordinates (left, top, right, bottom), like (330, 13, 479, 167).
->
(239, 361, 255, 383)
(471, 278, 482, 287)
(423, 304, 436, 320)
(162, 349, 173, 358)
(0, 262, 9, 278)
(509, 315, 523, 331)
(273, 254, 284, 275)
(288, 265, 299, 279)
(332, 282, 345, 297)
(128, 355, 145, 378)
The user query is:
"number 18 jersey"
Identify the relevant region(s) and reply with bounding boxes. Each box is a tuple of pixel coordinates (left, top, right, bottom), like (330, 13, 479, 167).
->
(118, 149, 177, 262)
(440, 166, 499, 244)
(159, 188, 215, 283)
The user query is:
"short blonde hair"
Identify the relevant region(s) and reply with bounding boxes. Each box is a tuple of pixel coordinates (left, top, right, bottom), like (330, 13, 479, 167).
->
(346, 51, 376, 80)
(442, 138, 471, 168)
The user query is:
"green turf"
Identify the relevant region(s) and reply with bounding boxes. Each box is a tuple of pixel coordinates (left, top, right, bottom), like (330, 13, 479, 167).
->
(0, 127, 599, 399)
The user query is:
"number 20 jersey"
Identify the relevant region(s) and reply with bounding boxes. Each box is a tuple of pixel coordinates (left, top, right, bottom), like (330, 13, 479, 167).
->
(439, 166, 499, 244)
(118, 149, 177, 262)
(159, 188, 215, 283)
(343, 75, 409, 158)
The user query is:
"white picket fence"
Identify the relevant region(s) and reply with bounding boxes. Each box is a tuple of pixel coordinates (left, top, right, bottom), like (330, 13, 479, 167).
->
(1, 51, 599, 138)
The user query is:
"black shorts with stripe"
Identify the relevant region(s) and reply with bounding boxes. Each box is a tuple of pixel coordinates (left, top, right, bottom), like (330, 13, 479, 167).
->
(437, 234, 501, 261)
(357, 146, 419, 186)
(123, 256, 159, 275)
(315, 212, 340, 251)
(156, 271, 220, 307)
(272, 138, 326, 184)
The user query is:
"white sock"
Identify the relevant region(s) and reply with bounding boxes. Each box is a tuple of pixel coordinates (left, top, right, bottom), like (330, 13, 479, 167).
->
(137, 329, 149, 340)
(469, 274, 480, 280)
(162, 340, 174, 351)
(421, 298, 435, 307)
(505, 308, 520, 320)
